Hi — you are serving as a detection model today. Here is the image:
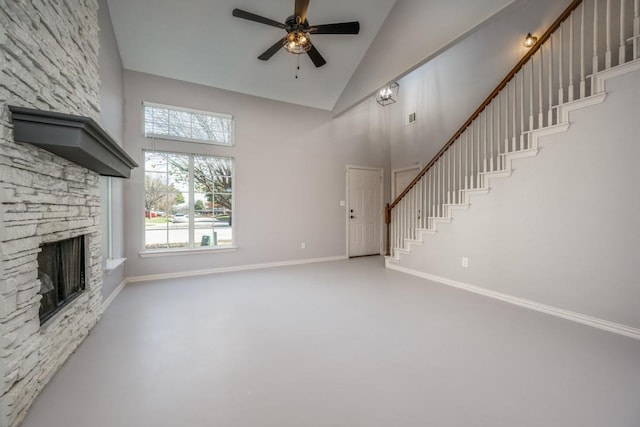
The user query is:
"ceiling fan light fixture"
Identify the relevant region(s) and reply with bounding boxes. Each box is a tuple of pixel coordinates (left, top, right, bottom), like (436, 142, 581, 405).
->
(283, 30, 312, 54)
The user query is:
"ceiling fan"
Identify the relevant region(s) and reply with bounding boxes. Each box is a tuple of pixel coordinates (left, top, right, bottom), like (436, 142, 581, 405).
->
(232, 0, 360, 68)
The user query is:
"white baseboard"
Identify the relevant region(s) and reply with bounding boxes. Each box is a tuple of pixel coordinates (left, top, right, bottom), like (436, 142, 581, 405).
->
(386, 261, 640, 341)
(102, 278, 127, 311)
(126, 255, 349, 284)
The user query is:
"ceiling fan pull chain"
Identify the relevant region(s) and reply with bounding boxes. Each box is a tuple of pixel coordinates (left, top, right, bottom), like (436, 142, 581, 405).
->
(295, 55, 300, 79)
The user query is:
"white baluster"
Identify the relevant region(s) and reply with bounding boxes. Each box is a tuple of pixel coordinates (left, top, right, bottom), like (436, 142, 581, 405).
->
(477, 119, 482, 187)
(410, 188, 414, 239)
(436, 165, 440, 220)
(548, 39, 554, 125)
(580, 3, 586, 98)
(464, 131, 468, 190)
(433, 169, 437, 223)
(634, 0, 639, 59)
(620, 0, 626, 64)
(469, 123, 476, 188)
(497, 94, 503, 169)
(423, 175, 427, 228)
(519, 71, 525, 150)
(568, 13, 575, 102)
(558, 26, 565, 105)
(456, 140, 460, 202)
(594, 0, 600, 73)
(511, 80, 517, 152)
(396, 203, 401, 250)
(396, 203, 400, 250)
(471, 120, 481, 188)
(446, 150, 450, 205)
(483, 110, 488, 172)
(606, 0, 612, 68)
(538, 50, 544, 127)
(401, 201, 404, 247)
(490, 101, 495, 171)
(529, 60, 535, 132)
(504, 86, 509, 156)
(440, 159, 444, 216)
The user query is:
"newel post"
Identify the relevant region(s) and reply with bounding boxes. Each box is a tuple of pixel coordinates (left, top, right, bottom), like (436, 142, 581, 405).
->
(384, 203, 391, 256)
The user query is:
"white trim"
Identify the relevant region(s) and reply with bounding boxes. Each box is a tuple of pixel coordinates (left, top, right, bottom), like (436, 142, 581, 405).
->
(345, 165, 385, 257)
(385, 262, 640, 341)
(142, 101, 234, 147)
(142, 150, 235, 251)
(104, 257, 126, 275)
(127, 255, 348, 283)
(591, 57, 640, 93)
(102, 278, 128, 311)
(139, 246, 238, 258)
(143, 101, 232, 120)
(144, 132, 233, 147)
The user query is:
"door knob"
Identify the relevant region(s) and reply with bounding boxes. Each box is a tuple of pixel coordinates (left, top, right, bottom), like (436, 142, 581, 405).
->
(350, 215, 355, 219)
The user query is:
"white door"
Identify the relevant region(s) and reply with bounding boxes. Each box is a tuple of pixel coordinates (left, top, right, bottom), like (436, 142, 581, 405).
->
(348, 167, 382, 257)
(392, 165, 421, 199)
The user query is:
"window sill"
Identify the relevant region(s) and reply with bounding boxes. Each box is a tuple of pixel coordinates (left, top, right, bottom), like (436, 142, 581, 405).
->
(104, 258, 127, 275)
(138, 246, 238, 258)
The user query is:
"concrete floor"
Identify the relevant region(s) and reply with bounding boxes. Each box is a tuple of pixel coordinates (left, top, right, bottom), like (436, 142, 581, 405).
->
(20, 256, 640, 426)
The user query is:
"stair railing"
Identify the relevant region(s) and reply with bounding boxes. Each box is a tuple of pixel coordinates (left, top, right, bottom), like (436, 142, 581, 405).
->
(385, 0, 639, 257)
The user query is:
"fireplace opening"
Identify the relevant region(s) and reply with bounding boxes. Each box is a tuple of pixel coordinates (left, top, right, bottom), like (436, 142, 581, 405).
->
(37, 235, 86, 323)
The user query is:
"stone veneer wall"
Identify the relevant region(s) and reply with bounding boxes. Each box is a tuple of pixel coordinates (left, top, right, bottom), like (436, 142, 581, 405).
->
(0, 1, 103, 426)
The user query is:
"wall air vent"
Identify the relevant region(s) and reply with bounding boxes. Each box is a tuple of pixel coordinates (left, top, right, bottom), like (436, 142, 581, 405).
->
(407, 112, 417, 125)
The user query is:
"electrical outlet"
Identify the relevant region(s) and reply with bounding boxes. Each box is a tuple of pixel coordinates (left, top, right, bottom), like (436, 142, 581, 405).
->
(461, 257, 469, 268)
(301, 242, 306, 249)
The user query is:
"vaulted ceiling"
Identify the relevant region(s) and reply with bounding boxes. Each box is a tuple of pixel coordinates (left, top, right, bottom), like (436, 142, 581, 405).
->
(106, 0, 515, 112)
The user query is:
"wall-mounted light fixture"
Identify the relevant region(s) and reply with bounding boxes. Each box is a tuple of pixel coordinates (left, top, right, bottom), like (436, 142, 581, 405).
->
(524, 33, 538, 48)
(376, 82, 400, 106)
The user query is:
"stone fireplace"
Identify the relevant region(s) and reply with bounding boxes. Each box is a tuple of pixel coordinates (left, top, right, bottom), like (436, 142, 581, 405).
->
(0, 1, 136, 425)
(0, 140, 105, 426)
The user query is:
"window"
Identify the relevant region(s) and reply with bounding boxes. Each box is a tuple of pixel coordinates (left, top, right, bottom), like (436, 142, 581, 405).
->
(144, 150, 233, 250)
(144, 102, 233, 146)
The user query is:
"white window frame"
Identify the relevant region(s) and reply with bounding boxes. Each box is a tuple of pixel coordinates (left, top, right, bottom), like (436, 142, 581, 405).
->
(140, 150, 236, 256)
(143, 101, 234, 146)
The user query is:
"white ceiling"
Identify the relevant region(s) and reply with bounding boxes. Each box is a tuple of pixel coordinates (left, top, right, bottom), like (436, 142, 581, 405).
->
(106, 0, 396, 111)
(106, 0, 519, 112)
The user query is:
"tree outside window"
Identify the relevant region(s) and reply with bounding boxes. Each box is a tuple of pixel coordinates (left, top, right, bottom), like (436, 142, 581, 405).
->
(143, 151, 233, 250)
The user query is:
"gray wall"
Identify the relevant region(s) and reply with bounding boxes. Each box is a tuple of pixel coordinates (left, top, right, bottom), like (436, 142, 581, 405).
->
(332, 0, 517, 115)
(387, 0, 570, 172)
(122, 71, 390, 279)
(97, 0, 126, 298)
(399, 71, 640, 329)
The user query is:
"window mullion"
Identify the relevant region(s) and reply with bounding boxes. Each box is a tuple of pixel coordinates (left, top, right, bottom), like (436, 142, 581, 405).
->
(188, 155, 195, 247)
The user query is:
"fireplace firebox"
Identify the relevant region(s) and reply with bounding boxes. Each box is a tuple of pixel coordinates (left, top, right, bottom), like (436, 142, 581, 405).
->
(37, 236, 86, 323)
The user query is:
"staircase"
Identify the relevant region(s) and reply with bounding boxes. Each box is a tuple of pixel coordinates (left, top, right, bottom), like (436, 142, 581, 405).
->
(385, 0, 640, 263)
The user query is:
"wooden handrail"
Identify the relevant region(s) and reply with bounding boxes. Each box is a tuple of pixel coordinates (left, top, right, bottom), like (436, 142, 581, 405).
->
(385, 0, 583, 256)
(388, 0, 583, 211)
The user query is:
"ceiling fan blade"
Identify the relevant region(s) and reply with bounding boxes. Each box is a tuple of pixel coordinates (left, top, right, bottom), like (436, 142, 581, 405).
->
(258, 38, 286, 61)
(306, 44, 326, 67)
(294, 0, 310, 22)
(232, 9, 286, 29)
(310, 21, 360, 34)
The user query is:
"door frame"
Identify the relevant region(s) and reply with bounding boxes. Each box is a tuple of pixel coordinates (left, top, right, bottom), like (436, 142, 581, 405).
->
(391, 164, 422, 200)
(345, 165, 384, 258)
